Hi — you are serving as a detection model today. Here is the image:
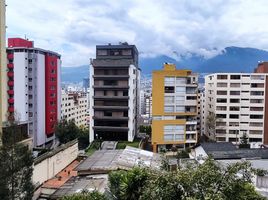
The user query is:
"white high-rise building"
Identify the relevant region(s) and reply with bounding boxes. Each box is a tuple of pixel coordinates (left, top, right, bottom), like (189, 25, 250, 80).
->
(6, 38, 61, 147)
(204, 73, 268, 147)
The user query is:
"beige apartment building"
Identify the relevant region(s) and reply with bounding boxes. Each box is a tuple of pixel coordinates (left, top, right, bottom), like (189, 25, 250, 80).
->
(204, 72, 268, 147)
(61, 90, 89, 128)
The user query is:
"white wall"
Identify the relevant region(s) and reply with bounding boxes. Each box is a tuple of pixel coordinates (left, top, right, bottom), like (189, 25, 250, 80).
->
(33, 141, 78, 186)
(14, 52, 28, 122)
(89, 63, 94, 143)
(35, 53, 46, 146)
(128, 64, 136, 141)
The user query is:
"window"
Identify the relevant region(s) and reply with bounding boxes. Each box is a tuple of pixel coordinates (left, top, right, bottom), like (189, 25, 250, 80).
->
(176, 86, 186, 93)
(250, 115, 263, 119)
(217, 91, 227, 95)
(176, 106, 185, 112)
(250, 91, 264, 96)
(230, 91, 240, 95)
(230, 99, 240, 103)
(163, 125, 184, 142)
(164, 96, 174, 104)
(216, 106, 227, 111)
(164, 77, 175, 85)
(97, 50, 108, 56)
(230, 114, 239, 119)
(216, 114, 226, 118)
(122, 49, 132, 55)
(217, 75, 228, 79)
(251, 83, 264, 88)
(230, 75, 240, 79)
(217, 83, 227, 87)
(250, 99, 263, 103)
(230, 83, 240, 87)
(250, 107, 263, 111)
(217, 98, 227, 103)
(176, 77, 186, 84)
(165, 86, 174, 93)
(164, 106, 174, 113)
(229, 106, 239, 111)
(104, 80, 117, 86)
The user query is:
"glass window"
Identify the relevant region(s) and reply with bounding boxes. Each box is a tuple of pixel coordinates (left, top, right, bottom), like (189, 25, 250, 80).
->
(164, 96, 175, 104)
(164, 77, 175, 85)
(176, 86, 186, 93)
(164, 106, 174, 113)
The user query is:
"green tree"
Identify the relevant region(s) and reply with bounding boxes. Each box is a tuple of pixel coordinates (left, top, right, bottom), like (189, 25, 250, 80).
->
(60, 191, 106, 200)
(139, 125, 151, 137)
(56, 119, 89, 149)
(56, 119, 80, 144)
(109, 158, 266, 200)
(109, 168, 149, 200)
(205, 112, 217, 140)
(0, 119, 34, 200)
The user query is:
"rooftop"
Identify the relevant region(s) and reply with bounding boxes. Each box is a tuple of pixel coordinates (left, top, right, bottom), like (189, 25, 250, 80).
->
(42, 160, 80, 189)
(50, 174, 108, 199)
(75, 146, 162, 175)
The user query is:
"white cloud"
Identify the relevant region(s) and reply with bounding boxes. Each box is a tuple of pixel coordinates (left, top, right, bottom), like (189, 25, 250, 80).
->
(6, 0, 268, 66)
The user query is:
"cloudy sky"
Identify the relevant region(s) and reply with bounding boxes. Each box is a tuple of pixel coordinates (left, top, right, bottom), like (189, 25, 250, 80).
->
(6, 0, 268, 67)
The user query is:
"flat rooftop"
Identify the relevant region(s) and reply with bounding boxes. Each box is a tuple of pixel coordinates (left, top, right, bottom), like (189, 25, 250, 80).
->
(75, 146, 162, 175)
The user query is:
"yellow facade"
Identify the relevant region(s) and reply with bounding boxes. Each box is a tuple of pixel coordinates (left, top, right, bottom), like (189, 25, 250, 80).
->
(0, 0, 6, 144)
(152, 64, 198, 152)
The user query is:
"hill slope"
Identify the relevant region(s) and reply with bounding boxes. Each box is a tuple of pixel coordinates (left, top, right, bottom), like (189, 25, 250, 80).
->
(62, 46, 268, 82)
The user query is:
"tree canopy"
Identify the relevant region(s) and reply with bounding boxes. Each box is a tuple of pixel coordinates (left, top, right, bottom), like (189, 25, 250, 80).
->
(0, 120, 34, 200)
(108, 158, 265, 200)
(55, 119, 89, 149)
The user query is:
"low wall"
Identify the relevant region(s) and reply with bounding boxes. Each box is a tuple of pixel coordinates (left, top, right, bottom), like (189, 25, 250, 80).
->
(33, 139, 78, 186)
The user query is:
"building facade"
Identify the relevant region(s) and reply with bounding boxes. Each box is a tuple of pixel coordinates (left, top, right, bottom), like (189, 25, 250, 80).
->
(152, 64, 198, 152)
(0, 0, 6, 139)
(140, 90, 152, 118)
(6, 38, 61, 147)
(204, 73, 268, 147)
(89, 43, 140, 142)
(61, 90, 89, 128)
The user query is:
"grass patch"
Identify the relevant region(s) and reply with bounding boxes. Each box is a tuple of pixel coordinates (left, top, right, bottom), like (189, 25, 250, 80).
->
(85, 141, 101, 156)
(116, 140, 140, 149)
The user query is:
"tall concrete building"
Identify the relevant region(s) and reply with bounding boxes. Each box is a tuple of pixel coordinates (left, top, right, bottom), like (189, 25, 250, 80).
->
(5, 38, 61, 147)
(89, 43, 140, 142)
(152, 64, 198, 152)
(61, 90, 89, 128)
(204, 72, 268, 147)
(0, 0, 6, 140)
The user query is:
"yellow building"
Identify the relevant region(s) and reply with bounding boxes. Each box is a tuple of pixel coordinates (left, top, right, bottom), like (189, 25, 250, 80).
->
(152, 63, 198, 152)
(0, 0, 7, 143)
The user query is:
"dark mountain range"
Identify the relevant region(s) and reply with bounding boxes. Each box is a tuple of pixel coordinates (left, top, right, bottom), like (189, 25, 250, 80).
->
(62, 46, 268, 83)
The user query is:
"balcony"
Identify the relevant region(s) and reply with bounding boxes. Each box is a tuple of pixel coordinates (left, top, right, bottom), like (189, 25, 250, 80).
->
(93, 126, 129, 132)
(7, 90, 14, 95)
(7, 53, 14, 60)
(93, 106, 129, 110)
(8, 98, 14, 104)
(93, 75, 129, 79)
(7, 71, 14, 77)
(8, 81, 14, 87)
(93, 85, 129, 90)
(93, 96, 129, 100)
(7, 63, 14, 69)
(186, 121, 197, 125)
(8, 106, 14, 112)
(93, 116, 129, 121)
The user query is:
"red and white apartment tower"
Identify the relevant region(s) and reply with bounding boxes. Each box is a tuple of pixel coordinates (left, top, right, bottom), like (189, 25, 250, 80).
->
(6, 38, 61, 147)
